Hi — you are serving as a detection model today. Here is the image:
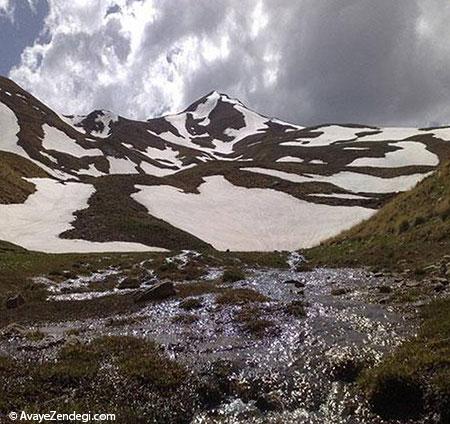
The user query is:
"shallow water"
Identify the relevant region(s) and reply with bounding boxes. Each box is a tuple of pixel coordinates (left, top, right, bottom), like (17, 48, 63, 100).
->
(2, 265, 420, 422)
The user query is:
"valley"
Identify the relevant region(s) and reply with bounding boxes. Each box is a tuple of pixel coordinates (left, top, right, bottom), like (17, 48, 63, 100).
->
(0, 76, 449, 423)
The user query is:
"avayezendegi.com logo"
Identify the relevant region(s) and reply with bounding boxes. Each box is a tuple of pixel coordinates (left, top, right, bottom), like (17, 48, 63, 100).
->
(8, 411, 116, 422)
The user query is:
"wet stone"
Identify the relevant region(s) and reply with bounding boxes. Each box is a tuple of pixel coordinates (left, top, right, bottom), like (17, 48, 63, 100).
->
(282, 279, 305, 288)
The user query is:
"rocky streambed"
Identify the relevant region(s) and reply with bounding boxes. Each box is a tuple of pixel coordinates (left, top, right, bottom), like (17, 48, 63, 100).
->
(2, 252, 440, 423)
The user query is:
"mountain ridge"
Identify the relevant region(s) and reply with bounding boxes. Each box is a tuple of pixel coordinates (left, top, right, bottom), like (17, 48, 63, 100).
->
(1, 75, 450, 252)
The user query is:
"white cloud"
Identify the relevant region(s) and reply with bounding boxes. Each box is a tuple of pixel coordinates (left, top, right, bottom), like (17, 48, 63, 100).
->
(0, 0, 39, 22)
(9, 0, 279, 119)
(7, 0, 450, 126)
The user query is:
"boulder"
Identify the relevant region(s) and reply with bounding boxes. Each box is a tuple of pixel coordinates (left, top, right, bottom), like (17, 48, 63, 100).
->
(5, 294, 25, 309)
(133, 281, 176, 303)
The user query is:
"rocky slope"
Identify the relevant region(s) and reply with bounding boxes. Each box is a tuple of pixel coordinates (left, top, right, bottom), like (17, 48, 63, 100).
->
(1, 76, 450, 252)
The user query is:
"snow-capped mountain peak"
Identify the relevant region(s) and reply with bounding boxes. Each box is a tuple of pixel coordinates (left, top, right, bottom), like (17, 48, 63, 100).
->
(1, 75, 450, 252)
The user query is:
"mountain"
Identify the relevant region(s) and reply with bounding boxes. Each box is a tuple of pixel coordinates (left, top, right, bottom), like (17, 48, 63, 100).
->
(1, 75, 450, 253)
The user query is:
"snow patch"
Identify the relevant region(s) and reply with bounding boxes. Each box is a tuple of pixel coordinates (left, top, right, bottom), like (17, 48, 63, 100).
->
(0, 100, 27, 156)
(348, 141, 438, 168)
(132, 176, 374, 251)
(242, 167, 430, 194)
(0, 178, 165, 253)
(108, 157, 139, 174)
(281, 125, 375, 147)
(276, 156, 304, 163)
(357, 127, 421, 141)
(41, 125, 102, 157)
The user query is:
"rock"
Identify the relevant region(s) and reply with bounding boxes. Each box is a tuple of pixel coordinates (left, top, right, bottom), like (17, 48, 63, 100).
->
(133, 281, 176, 302)
(373, 272, 384, 278)
(283, 279, 305, 288)
(1, 322, 27, 338)
(331, 287, 351, 296)
(255, 391, 284, 412)
(5, 294, 25, 309)
(117, 277, 141, 290)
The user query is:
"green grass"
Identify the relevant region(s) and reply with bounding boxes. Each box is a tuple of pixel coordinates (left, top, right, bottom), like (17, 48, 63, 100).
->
(358, 298, 450, 421)
(179, 297, 203, 310)
(284, 300, 307, 318)
(307, 160, 450, 271)
(234, 305, 275, 337)
(222, 267, 246, 283)
(0, 336, 193, 423)
(0, 152, 48, 204)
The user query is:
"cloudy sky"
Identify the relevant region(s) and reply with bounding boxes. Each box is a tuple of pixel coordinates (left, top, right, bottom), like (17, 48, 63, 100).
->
(1, 0, 450, 126)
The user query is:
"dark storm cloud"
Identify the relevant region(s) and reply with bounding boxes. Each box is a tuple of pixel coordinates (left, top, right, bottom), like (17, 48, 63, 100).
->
(183, 0, 450, 126)
(8, 0, 450, 126)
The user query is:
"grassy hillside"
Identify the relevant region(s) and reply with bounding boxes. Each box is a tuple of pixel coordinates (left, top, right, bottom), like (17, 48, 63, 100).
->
(307, 160, 450, 271)
(0, 152, 48, 203)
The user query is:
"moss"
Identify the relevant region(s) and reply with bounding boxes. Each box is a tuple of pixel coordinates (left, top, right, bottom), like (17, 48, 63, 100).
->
(120, 353, 187, 389)
(25, 329, 46, 342)
(359, 298, 450, 420)
(0, 335, 196, 422)
(105, 316, 143, 327)
(331, 287, 351, 296)
(176, 281, 221, 298)
(222, 267, 246, 283)
(179, 297, 203, 311)
(216, 288, 269, 305)
(234, 306, 274, 337)
(171, 313, 199, 325)
(284, 300, 307, 318)
(398, 219, 410, 234)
